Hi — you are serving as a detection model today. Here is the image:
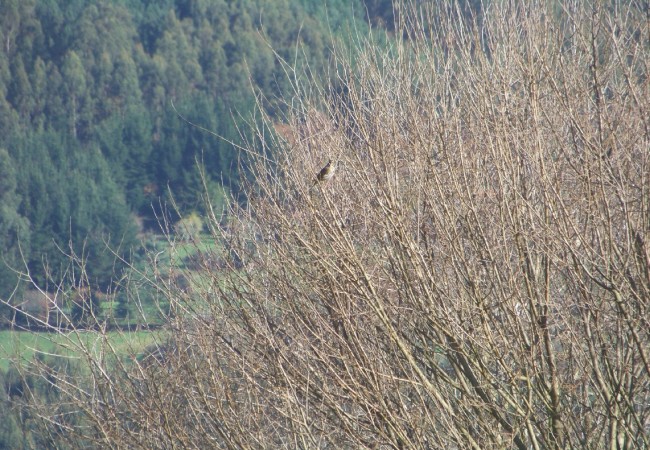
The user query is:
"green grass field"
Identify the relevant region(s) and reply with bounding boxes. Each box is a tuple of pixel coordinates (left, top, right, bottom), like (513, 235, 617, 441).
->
(0, 329, 162, 372)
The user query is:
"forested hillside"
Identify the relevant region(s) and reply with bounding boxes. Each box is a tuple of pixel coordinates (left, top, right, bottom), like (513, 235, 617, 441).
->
(0, 0, 373, 302)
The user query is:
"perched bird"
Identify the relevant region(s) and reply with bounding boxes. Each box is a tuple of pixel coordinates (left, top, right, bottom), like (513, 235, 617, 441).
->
(311, 159, 336, 188)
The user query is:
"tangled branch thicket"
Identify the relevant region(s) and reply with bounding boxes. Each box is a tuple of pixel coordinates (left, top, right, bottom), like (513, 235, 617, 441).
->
(13, 1, 649, 448)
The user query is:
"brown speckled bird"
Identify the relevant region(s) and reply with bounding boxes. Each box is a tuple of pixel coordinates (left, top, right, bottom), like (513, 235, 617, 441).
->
(311, 159, 336, 188)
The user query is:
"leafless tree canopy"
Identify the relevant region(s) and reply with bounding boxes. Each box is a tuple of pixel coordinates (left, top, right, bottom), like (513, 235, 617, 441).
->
(13, 1, 650, 449)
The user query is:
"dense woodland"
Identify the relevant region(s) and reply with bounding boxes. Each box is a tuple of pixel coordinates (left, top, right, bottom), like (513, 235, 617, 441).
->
(0, 0, 400, 310)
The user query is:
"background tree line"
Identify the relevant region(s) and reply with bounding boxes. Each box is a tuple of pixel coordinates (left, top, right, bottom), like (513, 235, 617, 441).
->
(0, 0, 386, 311)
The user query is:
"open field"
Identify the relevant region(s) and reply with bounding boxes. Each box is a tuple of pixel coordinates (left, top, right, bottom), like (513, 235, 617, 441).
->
(0, 329, 163, 372)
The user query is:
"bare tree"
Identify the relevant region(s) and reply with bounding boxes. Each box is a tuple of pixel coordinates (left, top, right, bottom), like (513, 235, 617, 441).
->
(7, 1, 649, 448)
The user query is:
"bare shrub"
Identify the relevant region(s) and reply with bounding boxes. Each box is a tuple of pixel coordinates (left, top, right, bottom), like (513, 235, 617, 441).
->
(8, 1, 649, 448)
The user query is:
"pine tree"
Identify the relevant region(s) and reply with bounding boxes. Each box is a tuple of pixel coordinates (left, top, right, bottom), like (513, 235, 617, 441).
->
(0, 148, 30, 307)
(61, 50, 87, 139)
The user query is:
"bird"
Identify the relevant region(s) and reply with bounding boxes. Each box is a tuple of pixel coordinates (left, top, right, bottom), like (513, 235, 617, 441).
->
(311, 159, 336, 188)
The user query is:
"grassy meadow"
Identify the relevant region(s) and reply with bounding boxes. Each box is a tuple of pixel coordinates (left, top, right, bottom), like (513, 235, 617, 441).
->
(0, 329, 163, 372)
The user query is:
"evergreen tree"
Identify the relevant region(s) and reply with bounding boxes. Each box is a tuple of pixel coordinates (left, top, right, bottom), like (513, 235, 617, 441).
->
(8, 55, 33, 119)
(0, 148, 30, 307)
(30, 56, 47, 129)
(61, 50, 87, 139)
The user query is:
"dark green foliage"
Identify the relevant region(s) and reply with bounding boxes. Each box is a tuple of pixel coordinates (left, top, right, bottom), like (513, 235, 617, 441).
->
(4, 130, 137, 291)
(0, 148, 30, 313)
(0, 0, 378, 320)
(0, 356, 88, 449)
(0, 367, 28, 449)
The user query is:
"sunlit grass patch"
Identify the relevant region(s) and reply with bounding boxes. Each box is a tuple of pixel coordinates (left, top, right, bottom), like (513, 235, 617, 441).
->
(0, 329, 163, 372)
